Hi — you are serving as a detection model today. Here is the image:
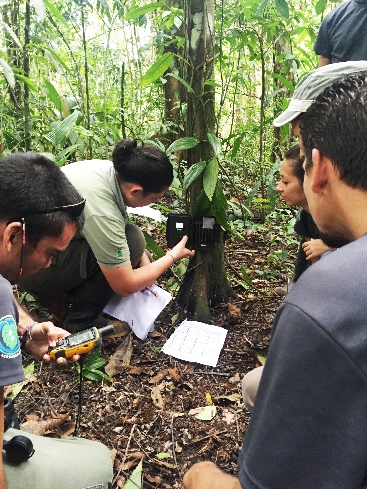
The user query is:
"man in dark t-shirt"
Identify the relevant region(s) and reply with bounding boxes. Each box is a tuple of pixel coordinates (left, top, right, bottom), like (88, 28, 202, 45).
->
(182, 61, 367, 489)
(314, 0, 367, 66)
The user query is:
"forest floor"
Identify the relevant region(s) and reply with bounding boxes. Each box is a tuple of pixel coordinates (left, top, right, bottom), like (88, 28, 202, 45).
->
(13, 216, 297, 488)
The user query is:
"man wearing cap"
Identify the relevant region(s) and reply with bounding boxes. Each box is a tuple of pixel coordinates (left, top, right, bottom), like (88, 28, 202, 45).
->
(182, 60, 367, 489)
(314, 0, 367, 67)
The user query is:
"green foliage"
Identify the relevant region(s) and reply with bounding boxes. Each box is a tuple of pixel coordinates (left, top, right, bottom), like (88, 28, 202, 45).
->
(139, 52, 174, 88)
(75, 348, 112, 382)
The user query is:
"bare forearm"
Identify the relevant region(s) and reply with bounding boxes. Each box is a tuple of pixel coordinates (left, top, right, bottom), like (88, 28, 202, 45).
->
(113, 254, 176, 295)
(103, 236, 195, 296)
(318, 55, 330, 67)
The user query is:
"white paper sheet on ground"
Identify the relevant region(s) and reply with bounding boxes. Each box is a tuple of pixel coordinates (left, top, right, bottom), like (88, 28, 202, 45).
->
(126, 206, 162, 222)
(103, 284, 172, 340)
(162, 319, 227, 367)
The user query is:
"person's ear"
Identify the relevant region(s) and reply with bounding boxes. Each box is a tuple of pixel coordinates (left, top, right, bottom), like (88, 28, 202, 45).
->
(129, 184, 144, 196)
(2, 222, 22, 253)
(310, 148, 329, 193)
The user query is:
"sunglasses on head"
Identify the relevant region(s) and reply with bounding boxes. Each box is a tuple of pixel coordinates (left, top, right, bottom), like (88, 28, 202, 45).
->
(8, 198, 85, 283)
(25, 198, 86, 219)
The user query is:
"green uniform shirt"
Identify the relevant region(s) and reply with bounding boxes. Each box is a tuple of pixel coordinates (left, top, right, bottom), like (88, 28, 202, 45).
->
(62, 159, 129, 269)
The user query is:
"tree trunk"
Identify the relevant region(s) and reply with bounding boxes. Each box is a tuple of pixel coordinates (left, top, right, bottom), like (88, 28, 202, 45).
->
(177, 0, 234, 322)
(23, 0, 31, 151)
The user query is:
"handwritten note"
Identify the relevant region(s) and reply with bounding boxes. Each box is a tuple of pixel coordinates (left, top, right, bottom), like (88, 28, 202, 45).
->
(103, 284, 172, 340)
(162, 320, 227, 367)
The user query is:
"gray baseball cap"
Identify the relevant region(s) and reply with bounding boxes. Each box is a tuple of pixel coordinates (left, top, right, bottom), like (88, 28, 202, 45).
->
(273, 61, 367, 127)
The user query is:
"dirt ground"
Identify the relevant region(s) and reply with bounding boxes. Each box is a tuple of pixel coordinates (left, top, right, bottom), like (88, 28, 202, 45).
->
(13, 225, 294, 488)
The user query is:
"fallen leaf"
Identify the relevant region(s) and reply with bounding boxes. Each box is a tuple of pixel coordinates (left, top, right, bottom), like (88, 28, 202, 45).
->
(146, 474, 163, 484)
(57, 421, 75, 436)
(229, 373, 241, 383)
(189, 405, 217, 421)
(116, 476, 126, 488)
(214, 393, 241, 403)
(228, 302, 242, 318)
(105, 333, 133, 376)
(168, 367, 181, 381)
(222, 410, 236, 425)
(20, 411, 70, 436)
(205, 392, 213, 404)
(149, 329, 163, 338)
(122, 459, 139, 470)
(153, 459, 177, 469)
(148, 369, 168, 384)
(127, 366, 144, 375)
(151, 385, 164, 409)
(110, 448, 118, 464)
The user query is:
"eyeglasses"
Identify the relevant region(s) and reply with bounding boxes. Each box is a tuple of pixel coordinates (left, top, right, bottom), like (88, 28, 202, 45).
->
(11, 198, 85, 283)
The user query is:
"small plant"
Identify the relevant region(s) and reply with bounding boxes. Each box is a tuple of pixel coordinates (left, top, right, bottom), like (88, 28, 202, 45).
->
(148, 343, 162, 358)
(75, 348, 112, 382)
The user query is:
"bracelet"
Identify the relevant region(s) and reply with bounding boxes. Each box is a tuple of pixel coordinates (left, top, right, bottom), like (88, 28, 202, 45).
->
(19, 321, 38, 350)
(166, 252, 175, 264)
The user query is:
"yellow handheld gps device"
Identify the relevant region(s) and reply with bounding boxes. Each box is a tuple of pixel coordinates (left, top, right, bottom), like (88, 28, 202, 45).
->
(48, 325, 115, 360)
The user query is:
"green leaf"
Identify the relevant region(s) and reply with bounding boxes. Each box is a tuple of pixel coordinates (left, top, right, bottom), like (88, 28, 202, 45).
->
(207, 133, 221, 158)
(245, 181, 261, 208)
(15, 74, 38, 92)
(143, 231, 165, 259)
(257, 355, 266, 365)
(211, 181, 229, 230)
(166, 71, 194, 93)
(275, 0, 289, 18)
(167, 137, 198, 155)
(271, 73, 294, 92)
(139, 53, 174, 88)
(55, 144, 83, 166)
(44, 48, 70, 73)
(156, 452, 172, 460)
(240, 266, 258, 290)
(44, 111, 80, 146)
(88, 358, 107, 369)
(82, 371, 104, 381)
(44, 80, 61, 112)
(44, 0, 69, 27)
(193, 191, 211, 215)
(203, 158, 219, 201)
(183, 161, 206, 191)
(123, 2, 166, 20)
(2, 22, 22, 48)
(124, 459, 143, 489)
(315, 0, 327, 14)
(255, 0, 269, 15)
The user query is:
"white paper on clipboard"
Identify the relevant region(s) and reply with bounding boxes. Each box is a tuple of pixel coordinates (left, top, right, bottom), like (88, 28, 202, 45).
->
(103, 284, 172, 340)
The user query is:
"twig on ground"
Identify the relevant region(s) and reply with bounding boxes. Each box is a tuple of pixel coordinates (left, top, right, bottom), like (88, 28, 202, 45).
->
(171, 414, 182, 479)
(112, 423, 136, 486)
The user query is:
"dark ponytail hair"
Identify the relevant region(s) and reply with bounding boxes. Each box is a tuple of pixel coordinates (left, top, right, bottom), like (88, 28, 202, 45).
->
(112, 139, 173, 194)
(284, 144, 305, 185)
